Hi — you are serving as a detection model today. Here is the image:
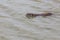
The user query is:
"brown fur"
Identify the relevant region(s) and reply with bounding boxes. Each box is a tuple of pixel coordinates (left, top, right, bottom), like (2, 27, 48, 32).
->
(26, 13, 53, 18)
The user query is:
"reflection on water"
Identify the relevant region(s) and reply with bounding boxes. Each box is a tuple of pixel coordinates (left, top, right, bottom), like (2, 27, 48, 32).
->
(0, 0, 60, 40)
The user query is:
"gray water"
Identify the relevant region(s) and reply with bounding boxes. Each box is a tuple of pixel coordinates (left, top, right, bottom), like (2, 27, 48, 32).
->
(0, 0, 60, 40)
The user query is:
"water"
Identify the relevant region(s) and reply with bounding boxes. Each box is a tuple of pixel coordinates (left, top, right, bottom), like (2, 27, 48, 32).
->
(0, 0, 60, 40)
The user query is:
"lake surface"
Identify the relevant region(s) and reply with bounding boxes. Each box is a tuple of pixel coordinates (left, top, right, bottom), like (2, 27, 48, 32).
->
(0, 0, 60, 40)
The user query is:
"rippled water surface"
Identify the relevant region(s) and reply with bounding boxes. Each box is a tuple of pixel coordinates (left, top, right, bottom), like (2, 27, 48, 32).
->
(0, 0, 60, 40)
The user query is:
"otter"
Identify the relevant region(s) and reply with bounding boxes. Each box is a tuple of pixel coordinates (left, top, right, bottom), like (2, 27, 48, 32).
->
(26, 13, 53, 18)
